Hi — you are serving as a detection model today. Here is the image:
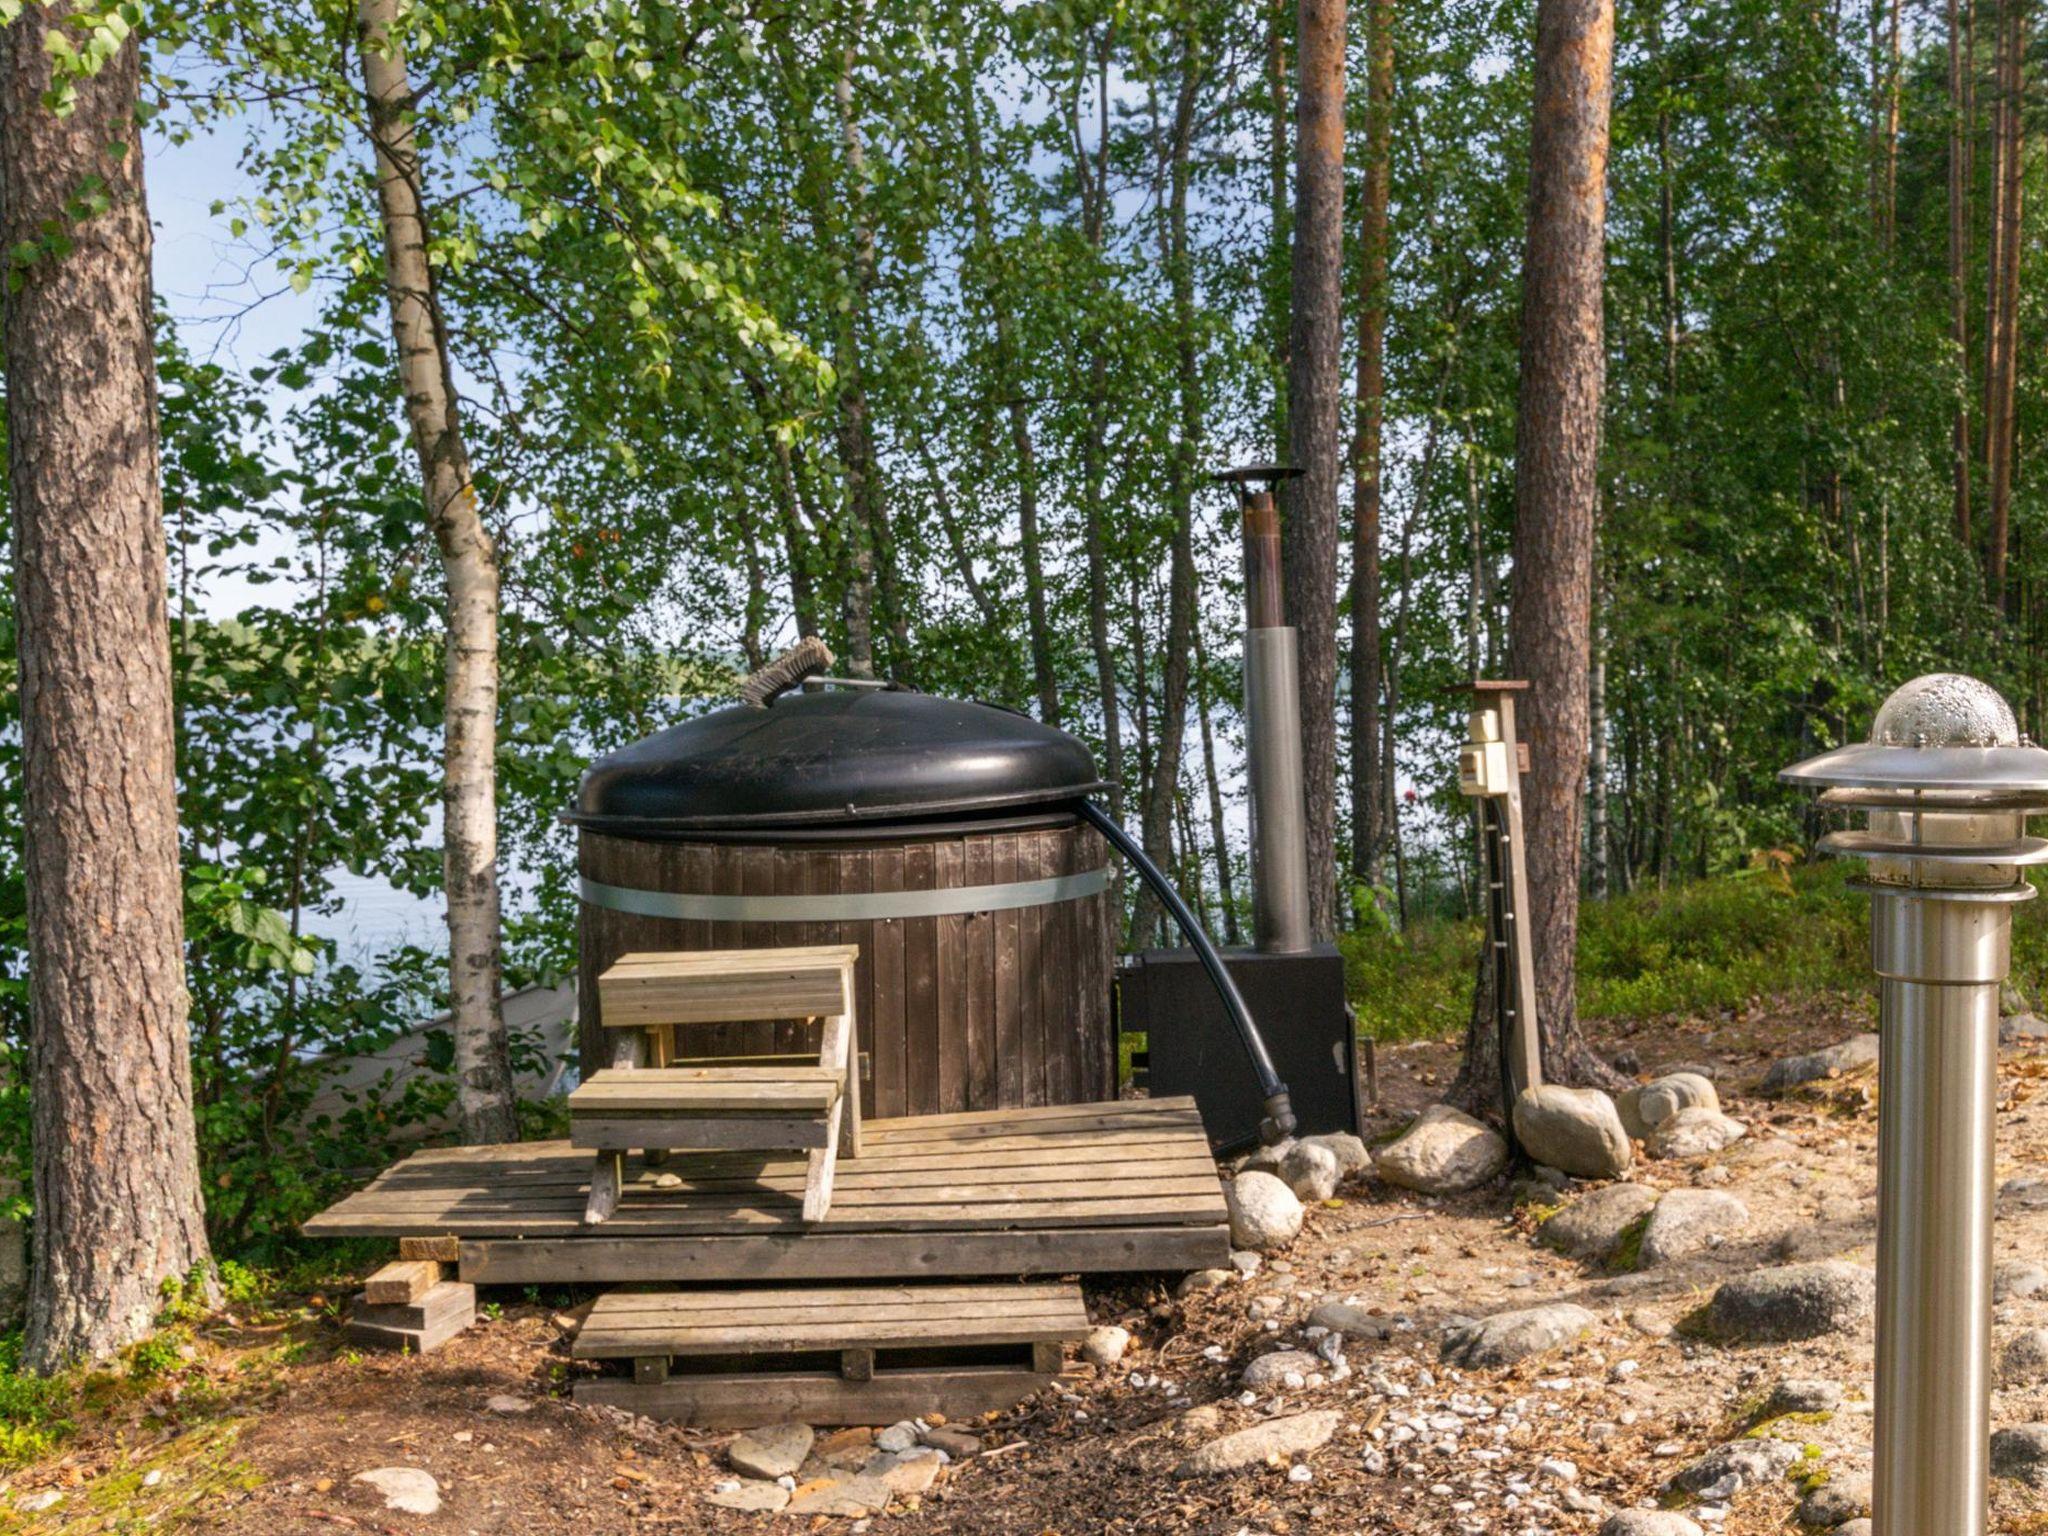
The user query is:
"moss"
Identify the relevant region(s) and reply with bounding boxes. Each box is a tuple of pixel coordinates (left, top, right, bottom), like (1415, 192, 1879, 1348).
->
(1606, 1212, 1652, 1274)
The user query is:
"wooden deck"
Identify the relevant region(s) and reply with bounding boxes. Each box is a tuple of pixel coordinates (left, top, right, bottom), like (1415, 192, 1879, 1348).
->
(304, 1097, 1229, 1285)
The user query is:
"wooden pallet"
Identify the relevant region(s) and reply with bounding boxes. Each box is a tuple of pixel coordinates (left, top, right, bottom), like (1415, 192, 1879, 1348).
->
(571, 1280, 1087, 1427)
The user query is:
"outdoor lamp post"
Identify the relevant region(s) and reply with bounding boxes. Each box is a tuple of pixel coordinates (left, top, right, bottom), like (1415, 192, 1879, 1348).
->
(1781, 672, 2048, 1536)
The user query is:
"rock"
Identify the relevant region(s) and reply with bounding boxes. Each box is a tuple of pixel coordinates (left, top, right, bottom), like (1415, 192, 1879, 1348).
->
(1082, 1325, 1130, 1369)
(1280, 1140, 1342, 1202)
(1241, 1349, 1320, 1390)
(817, 1427, 875, 1465)
(1301, 1131, 1369, 1175)
(1599, 1514, 1703, 1536)
(1440, 1303, 1597, 1368)
(2003, 1013, 2048, 1044)
(1796, 1471, 1871, 1527)
(1667, 1437, 1803, 1496)
(706, 1481, 790, 1511)
(1619, 1073, 1720, 1140)
(1173, 1409, 1341, 1477)
(1638, 1189, 1749, 1268)
(1229, 1249, 1263, 1276)
(2003, 1178, 2048, 1211)
(2006, 1330, 2048, 1385)
(874, 1421, 920, 1455)
(353, 1468, 441, 1516)
(921, 1427, 981, 1459)
(1176, 1403, 1224, 1441)
(1512, 1085, 1633, 1179)
(1762, 1034, 1880, 1093)
(1763, 1378, 1844, 1416)
(1706, 1261, 1875, 1341)
(1694, 1164, 1733, 1187)
(14, 1491, 63, 1514)
(1648, 1107, 1748, 1159)
(1997, 1260, 2048, 1300)
(786, 1474, 894, 1517)
(864, 1448, 943, 1495)
(1178, 1269, 1233, 1297)
(731, 1422, 815, 1481)
(1835, 1523, 1872, 1536)
(1227, 1171, 1305, 1250)
(1539, 1183, 1660, 1262)
(484, 1393, 533, 1414)
(1992, 1424, 2048, 1488)
(1373, 1104, 1509, 1195)
(1306, 1301, 1377, 1337)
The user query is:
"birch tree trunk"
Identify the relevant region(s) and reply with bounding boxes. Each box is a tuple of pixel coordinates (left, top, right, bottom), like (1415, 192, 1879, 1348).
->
(834, 22, 882, 675)
(1280, 0, 1346, 942)
(2, 2, 215, 1370)
(1950, 0, 1973, 544)
(358, 0, 517, 1144)
(1985, 0, 2024, 605)
(1505, 0, 1622, 1087)
(1077, 28, 1124, 817)
(1193, 615, 1244, 945)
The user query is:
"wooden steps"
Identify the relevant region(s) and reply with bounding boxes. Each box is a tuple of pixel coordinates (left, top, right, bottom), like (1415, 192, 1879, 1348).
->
(347, 1279, 475, 1354)
(571, 1280, 1088, 1427)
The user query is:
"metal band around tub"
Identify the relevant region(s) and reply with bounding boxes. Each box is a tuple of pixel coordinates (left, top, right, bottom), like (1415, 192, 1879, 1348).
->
(578, 867, 1112, 923)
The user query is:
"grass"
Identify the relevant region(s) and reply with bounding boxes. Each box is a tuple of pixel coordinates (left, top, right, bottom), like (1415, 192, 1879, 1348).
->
(1342, 859, 1900, 1044)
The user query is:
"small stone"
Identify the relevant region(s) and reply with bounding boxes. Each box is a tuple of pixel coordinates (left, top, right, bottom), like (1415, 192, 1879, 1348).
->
(651, 1171, 683, 1189)
(1619, 1073, 1720, 1140)
(1372, 1104, 1510, 1195)
(1286, 1463, 1313, 1484)
(2005, 1329, 2048, 1384)
(141, 1470, 162, 1488)
(1230, 1249, 1263, 1277)
(731, 1422, 816, 1481)
(1227, 1171, 1305, 1251)
(2003, 1179, 2048, 1211)
(1512, 1085, 1633, 1179)
(1993, 1425, 2048, 1488)
(1996, 1260, 2048, 1300)
(1082, 1325, 1130, 1369)
(864, 1449, 943, 1495)
(786, 1474, 893, 1517)
(1178, 1269, 1233, 1297)
(1242, 1349, 1320, 1390)
(1177, 1404, 1224, 1440)
(1300, 1131, 1369, 1175)
(875, 1421, 919, 1455)
(1599, 1513, 1703, 1536)
(1638, 1189, 1749, 1268)
(1796, 1471, 1871, 1527)
(1667, 1437, 1802, 1497)
(1280, 1140, 1343, 1202)
(1834, 1523, 1872, 1536)
(1629, 1308, 1673, 1338)
(817, 1427, 875, 1464)
(1440, 1303, 1597, 1369)
(920, 1427, 981, 1459)
(1173, 1409, 1341, 1476)
(1706, 1261, 1875, 1341)
(1648, 1107, 1748, 1159)
(353, 1468, 441, 1516)
(1762, 1034, 1880, 1093)
(1540, 1183, 1660, 1262)
(1763, 1377, 1843, 1416)
(484, 1393, 533, 1414)
(15, 1491, 62, 1514)
(706, 1481, 790, 1511)
(1306, 1301, 1377, 1337)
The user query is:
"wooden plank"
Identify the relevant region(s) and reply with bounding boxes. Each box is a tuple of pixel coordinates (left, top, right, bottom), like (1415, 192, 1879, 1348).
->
(905, 840, 940, 1116)
(635, 1356, 670, 1385)
(580, 1296, 1086, 1337)
(598, 970, 849, 1031)
(460, 1224, 1231, 1285)
(841, 1347, 874, 1382)
(578, 1313, 1085, 1358)
(871, 845, 906, 1118)
(397, 1235, 459, 1263)
(363, 1259, 443, 1306)
(571, 1116, 832, 1153)
(586, 1282, 1077, 1314)
(572, 1364, 1052, 1429)
(584, 1152, 623, 1225)
(964, 835, 997, 1109)
(346, 1309, 473, 1355)
(608, 945, 859, 972)
(352, 1279, 475, 1334)
(993, 835, 1023, 1107)
(569, 1073, 840, 1114)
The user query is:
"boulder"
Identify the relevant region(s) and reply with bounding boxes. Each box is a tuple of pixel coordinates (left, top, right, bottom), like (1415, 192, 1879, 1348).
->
(1618, 1073, 1720, 1140)
(1372, 1104, 1508, 1195)
(730, 1422, 815, 1481)
(1241, 1349, 1320, 1391)
(1280, 1140, 1342, 1203)
(1306, 1301, 1378, 1337)
(1300, 1131, 1369, 1175)
(1996, 1260, 2048, 1300)
(1796, 1470, 1871, 1527)
(1666, 1436, 1803, 1497)
(1648, 1106, 1749, 1159)
(1762, 1034, 1880, 1093)
(1599, 1515, 1703, 1536)
(1539, 1183, 1659, 1262)
(1173, 1409, 1341, 1477)
(1706, 1261, 1875, 1341)
(1440, 1303, 1597, 1369)
(1512, 1085, 1633, 1179)
(1992, 1424, 2048, 1489)
(2002, 1013, 2048, 1044)
(1762, 1377, 1843, 1417)
(1637, 1189, 1749, 1268)
(1082, 1325, 1130, 1369)
(2004, 1329, 2048, 1385)
(1227, 1171, 1304, 1251)
(353, 1469, 440, 1516)
(1835, 1523, 1872, 1536)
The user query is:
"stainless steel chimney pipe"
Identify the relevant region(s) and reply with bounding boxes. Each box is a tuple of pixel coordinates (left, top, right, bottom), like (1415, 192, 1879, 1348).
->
(1215, 464, 1312, 955)
(1782, 673, 2048, 1536)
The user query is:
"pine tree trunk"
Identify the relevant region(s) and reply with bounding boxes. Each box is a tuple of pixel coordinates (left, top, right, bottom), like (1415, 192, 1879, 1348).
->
(358, 0, 517, 1145)
(1951, 0, 1974, 544)
(1280, 0, 1346, 943)
(1504, 0, 1621, 1088)
(834, 25, 882, 676)
(1588, 582, 1610, 900)
(1267, 0, 1291, 450)
(1193, 616, 1243, 946)
(1350, 0, 1395, 894)
(1078, 29, 1124, 818)
(1987, 0, 2024, 604)
(3, 5, 215, 1371)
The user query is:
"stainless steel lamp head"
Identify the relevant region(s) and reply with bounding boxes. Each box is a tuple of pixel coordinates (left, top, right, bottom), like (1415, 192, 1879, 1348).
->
(1780, 671, 2048, 1536)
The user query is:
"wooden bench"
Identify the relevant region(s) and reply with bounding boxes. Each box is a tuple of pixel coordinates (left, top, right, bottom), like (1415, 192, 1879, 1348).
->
(572, 946, 862, 1225)
(570, 1280, 1088, 1427)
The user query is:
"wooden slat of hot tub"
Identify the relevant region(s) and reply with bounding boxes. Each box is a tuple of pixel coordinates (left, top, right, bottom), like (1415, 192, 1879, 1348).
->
(303, 1098, 1226, 1243)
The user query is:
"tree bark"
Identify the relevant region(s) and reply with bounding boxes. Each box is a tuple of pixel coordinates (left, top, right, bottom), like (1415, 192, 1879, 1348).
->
(2, 4, 215, 1370)
(1192, 614, 1244, 945)
(1077, 27, 1124, 818)
(1505, 0, 1621, 1086)
(1985, 0, 2024, 605)
(1950, 0, 1974, 544)
(1280, 0, 1346, 943)
(358, 0, 518, 1144)
(833, 19, 882, 676)
(1351, 0, 1394, 900)
(1267, 0, 1292, 450)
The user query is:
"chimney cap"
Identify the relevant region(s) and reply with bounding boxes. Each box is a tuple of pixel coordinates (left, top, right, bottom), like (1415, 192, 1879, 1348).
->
(1212, 462, 1302, 491)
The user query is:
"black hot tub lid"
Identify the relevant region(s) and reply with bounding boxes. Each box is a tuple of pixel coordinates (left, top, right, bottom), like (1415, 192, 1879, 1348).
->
(566, 685, 1108, 833)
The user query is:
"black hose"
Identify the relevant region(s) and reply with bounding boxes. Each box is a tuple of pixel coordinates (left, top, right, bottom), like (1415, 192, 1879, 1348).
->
(1078, 799, 1297, 1145)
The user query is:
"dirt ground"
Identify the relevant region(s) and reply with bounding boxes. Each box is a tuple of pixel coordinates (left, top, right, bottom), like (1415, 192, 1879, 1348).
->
(11, 991, 2048, 1536)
